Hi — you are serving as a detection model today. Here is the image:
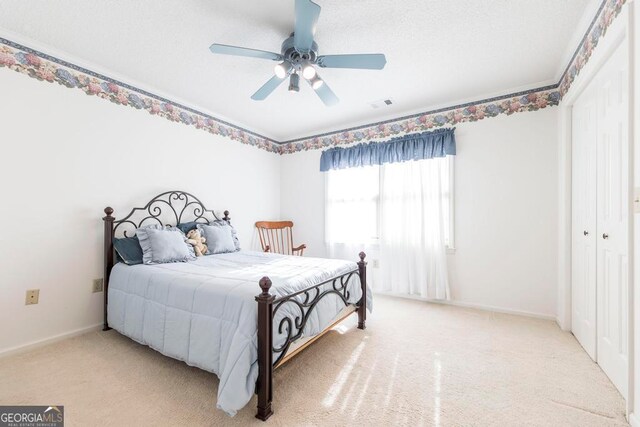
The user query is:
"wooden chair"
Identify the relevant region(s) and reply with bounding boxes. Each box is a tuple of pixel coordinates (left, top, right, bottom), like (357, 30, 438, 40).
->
(255, 221, 306, 256)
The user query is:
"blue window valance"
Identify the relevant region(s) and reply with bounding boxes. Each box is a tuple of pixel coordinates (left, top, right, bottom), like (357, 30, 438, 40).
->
(319, 128, 456, 172)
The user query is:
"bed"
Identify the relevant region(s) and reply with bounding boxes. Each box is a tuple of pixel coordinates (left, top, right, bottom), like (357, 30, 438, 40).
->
(102, 191, 371, 420)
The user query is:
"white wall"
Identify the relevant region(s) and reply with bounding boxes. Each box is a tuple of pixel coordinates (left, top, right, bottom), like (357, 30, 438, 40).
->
(0, 70, 281, 354)
(448, 109, 559, 317)
(280, 150, 327, 258)
(281, 108, 559, 318)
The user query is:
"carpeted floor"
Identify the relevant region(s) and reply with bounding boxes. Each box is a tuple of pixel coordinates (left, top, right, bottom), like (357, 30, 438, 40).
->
(0, 295, 627, 426)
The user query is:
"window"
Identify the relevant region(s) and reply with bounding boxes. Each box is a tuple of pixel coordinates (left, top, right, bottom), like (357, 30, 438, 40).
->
(325, 157, 454, 248)
(325, 165, 380, 244)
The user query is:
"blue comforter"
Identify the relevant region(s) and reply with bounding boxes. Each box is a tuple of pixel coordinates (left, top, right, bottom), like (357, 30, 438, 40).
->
(107, 250, 372, 416)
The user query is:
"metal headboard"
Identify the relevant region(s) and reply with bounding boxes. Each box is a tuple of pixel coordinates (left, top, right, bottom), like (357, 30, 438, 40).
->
(102, 190, 229, 330)
(111, 190, 226, 238)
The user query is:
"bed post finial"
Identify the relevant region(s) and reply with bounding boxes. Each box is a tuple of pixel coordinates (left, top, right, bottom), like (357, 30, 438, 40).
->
(255, 276, 274, 421)
(357, 252, 367, 330)
(259, 276, 272, 295)
(223, 210, 230, 223)
(103, 207, 115, 332)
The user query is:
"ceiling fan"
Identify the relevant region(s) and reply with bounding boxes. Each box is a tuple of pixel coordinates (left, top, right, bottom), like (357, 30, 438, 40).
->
(209, 0, 387, 106)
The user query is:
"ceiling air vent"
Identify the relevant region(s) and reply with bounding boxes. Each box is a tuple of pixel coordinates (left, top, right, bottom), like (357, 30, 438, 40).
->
(369, 98, 394, 109)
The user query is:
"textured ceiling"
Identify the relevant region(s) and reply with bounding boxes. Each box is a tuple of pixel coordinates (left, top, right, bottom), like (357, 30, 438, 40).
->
(0, 0, 595, 141)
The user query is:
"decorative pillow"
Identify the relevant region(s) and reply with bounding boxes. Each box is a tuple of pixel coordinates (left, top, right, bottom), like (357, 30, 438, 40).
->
(113, 236, 143, 265)
(176, 221, 200, 234)
(212, 220, 241, 251)
(137, 225, 196, 264)
(197, 223, 237, 254)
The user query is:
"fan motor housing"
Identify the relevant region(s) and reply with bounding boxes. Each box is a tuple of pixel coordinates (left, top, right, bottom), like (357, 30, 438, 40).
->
(281, 34, 318, 64)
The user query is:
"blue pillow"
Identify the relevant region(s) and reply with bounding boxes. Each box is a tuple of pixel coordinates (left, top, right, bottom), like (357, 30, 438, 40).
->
(113, 236, 143, 265)
(176, 222, 200, 234)
(137, 225, 196, 264)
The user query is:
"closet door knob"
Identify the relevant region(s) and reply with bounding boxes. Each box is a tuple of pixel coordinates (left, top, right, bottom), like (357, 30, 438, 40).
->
(583, 231, 589, 236)
(602, 233, 609, 239)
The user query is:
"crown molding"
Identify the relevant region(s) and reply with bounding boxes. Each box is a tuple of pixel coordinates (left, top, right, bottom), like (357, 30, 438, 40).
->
(0, 0, 626, 155)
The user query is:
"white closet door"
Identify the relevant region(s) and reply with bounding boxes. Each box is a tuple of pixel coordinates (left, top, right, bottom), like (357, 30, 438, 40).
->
(571, 84, 598, 360)
(596, 41, 629, 399)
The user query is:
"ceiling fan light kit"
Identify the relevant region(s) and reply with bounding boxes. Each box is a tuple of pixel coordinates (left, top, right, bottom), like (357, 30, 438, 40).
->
(209, 0, 387, 106)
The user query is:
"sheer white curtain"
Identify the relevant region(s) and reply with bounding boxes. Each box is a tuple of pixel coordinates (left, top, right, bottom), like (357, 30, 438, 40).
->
(325, 166, 380, 283)
(325, 158, 451, 300)
(377, 158, 450, 299)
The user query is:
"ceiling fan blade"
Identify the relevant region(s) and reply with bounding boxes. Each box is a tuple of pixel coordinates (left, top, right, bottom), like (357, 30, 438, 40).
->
(316, 54, 387, 70)
(309, 76, 339, 106)
(251, 75, 286, 101)
(294, 0, 321, 52)
(210, 43, 283, 61)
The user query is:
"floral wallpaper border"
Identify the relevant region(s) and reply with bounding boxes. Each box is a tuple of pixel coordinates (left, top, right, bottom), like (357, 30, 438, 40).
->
(558, 0, 625, 97)
(0, 0, 627, 155)
(0, 38, 280, 153)
(280, 86, 561, 153)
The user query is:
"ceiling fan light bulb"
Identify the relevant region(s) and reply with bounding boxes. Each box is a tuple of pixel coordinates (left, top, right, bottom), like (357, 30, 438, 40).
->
(302, 64, 317, 80)
(274, 62, 288, 79)
(311, 77, 324, 90)
(288, 73, 300, 92)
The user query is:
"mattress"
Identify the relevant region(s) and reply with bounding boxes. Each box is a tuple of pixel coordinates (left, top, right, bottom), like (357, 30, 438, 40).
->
(107, 250, 372, 416)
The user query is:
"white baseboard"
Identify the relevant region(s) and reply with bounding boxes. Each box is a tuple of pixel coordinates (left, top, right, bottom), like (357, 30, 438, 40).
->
(555, 316, 572, 332)
(0, 322, 103, 359)
(629, 413, 640, 427)
(374, 291, 557, 321)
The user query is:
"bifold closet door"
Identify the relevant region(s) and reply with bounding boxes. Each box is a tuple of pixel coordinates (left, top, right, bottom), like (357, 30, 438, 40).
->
(571, 83, 598, 360)
(595, 40, 629, 399)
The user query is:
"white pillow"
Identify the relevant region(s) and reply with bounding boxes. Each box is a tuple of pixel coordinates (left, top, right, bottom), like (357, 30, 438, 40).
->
(197, 223, 237, 254)
(212, 220, 241, 251)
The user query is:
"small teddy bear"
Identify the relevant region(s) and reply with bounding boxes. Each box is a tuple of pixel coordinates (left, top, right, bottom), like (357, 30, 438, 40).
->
(186, 229, 208, 257)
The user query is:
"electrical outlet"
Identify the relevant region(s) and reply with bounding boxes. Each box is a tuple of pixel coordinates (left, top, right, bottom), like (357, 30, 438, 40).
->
(92, 278, 104, 293)
(372, 259, 380, 268)
(25, 289, 39, 305)
(634, 187, 640, 214)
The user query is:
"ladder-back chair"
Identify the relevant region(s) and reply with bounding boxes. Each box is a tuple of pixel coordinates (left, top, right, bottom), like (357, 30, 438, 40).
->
(255, 221, 306, 256)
